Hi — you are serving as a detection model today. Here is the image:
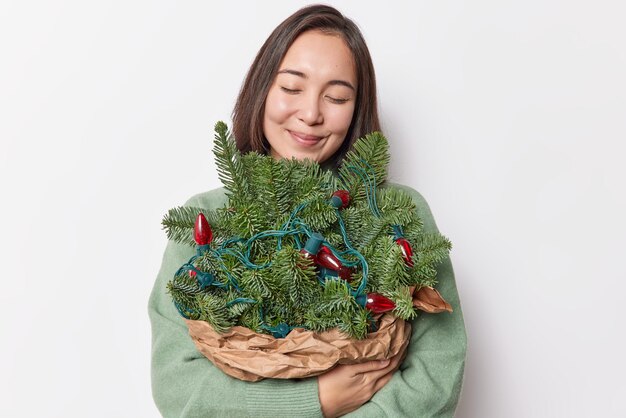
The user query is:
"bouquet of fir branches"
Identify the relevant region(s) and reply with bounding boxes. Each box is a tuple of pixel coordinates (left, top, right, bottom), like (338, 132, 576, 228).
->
(162, 122, 452, 381)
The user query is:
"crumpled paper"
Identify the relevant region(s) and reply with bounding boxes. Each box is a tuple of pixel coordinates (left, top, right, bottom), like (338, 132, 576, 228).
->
(411, 286, 453, 313)
(185, 286, 451, 381)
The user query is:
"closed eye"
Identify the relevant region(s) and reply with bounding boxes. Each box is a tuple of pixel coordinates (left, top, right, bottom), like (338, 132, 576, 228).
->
(326, 96, 350, 104)
(280, 87, 301, 94)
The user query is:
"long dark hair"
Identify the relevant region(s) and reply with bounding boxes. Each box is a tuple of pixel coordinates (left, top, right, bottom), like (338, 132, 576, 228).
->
(232, 4, 380, 168)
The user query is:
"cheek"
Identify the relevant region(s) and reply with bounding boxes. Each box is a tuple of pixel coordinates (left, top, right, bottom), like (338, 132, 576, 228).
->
(265, 89, 292, 123)
(327, 104, 356, 135)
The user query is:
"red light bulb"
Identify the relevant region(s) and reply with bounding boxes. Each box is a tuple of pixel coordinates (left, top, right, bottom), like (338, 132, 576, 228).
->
(362, 293, 396, 313)
(317, 246, 355, 281)
(317, 246, 342, 270)
(395, 237, 414, 267)
(337, 266, 354, 282)
(194, 213, 213, 245)
(330, 190, 350, 209)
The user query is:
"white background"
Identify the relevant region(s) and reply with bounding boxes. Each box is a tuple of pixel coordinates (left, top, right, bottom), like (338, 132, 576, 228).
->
(1, 1, 625, 417)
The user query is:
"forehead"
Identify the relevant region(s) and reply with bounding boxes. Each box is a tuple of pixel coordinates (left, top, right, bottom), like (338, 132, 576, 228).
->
(279, 30, 357, 84)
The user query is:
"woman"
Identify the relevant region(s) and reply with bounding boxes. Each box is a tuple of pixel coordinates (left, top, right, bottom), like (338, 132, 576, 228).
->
(149, 5, 466, 417)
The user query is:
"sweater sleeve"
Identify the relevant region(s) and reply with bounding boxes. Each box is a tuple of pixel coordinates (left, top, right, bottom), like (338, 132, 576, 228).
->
(345, 184, 467, 418)
(148, 189, 323, 418)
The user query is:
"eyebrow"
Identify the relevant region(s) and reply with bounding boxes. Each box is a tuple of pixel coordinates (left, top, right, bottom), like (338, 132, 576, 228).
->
(277, 69, 355, 91)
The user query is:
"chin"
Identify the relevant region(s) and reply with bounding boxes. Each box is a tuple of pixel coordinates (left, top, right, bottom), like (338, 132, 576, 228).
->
(272, 147, 318, 163)
(290, 151, 322, 163)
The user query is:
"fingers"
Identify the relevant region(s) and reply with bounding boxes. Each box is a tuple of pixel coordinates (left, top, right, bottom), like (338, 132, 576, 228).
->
(318, 339, 410, 417)
(348, 358, 391, 375)
(361, 340, 410, 380)
(367, 342, 409, 395)
(346, 337, 410, 377)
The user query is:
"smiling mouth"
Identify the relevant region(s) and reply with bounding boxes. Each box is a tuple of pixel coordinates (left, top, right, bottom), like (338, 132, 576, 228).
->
(288, 130, 325, 146)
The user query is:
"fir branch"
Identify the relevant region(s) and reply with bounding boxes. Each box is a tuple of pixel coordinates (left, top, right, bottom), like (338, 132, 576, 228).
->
(323, 230, 345, 249)
(226, 298, 257, 318)
(304, 280, 350, 332)
(340, 206, 370, 245)
(167, 276, 202, 303)
(212, 121, 249, 201)
(386, 287, 417, 320)
(409, 233, 452, 285)
(371, 236, 412, 292)
(296, 197, 338, 232)
(243, 154, 292, 225)
(356, 213, 390, 251)
(414, 233, 452, 261)
(337, 308, 369, 339)
(337, 132, 390, 199)
(320, 279, 359, 314)
(282, 158, 329, 203)
(197, 293, 234, 333)
(273, 247, 321, 309)
(239, 269, 280, 299)
(195, 250, 224, 276)
(167, 274, 203, 318)
(402, 218, 425, 238)
(377, 188, 421, 227)
(239, 307, 263, 333)
(162, 206, 220, 246)
(225, 201, 266, 239)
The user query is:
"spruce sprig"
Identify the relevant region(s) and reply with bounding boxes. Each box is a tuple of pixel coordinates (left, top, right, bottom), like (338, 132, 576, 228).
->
(337, 132, 390, 199)
(213, 121, 249, 201)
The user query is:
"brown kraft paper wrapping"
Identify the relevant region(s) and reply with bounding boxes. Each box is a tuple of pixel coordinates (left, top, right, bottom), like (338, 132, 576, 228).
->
(185, 286, 451, 382)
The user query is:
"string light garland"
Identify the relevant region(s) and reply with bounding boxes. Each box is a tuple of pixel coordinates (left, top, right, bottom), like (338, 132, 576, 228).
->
(164, 122, 452, 339)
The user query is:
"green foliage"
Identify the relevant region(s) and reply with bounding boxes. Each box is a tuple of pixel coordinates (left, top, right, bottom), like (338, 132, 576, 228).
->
(213, 121, 249, 203)
(165, 122, 451, 339)
(274, 247, 320, 309)
(337, 132, 390, 200)
(167, 274, 203, 319)
(241, 153, 291, 228)
(370, 236, 412, 292)
(239, 269, 280, 300)
(303, 280, 371, 339)
(386, 287, 417, 320)
(162, 206, 222, 246)
(407, 233, 452, 287)
(197, 293, 233, 333)
(167, 275, 200, 305)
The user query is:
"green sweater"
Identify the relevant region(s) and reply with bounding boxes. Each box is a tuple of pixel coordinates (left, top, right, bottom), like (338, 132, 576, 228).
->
(149, 184, 467, 417)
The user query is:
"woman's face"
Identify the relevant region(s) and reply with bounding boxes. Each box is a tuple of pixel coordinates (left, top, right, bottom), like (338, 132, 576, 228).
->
(263, 30, 357, 164)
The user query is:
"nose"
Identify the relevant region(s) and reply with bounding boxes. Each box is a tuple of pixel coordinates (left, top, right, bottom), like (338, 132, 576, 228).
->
(298, 93, 323, 126)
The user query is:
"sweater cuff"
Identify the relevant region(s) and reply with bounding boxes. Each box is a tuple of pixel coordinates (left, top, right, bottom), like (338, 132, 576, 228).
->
(246, 378, 323, 418)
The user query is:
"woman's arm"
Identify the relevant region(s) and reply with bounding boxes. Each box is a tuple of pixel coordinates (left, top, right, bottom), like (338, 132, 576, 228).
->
(149, 189, 323, 418)
(344, 184, 468, 418)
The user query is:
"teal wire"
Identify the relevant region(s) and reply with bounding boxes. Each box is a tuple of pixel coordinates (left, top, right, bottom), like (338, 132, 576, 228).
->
(174, 302, 198, 319)
(183, 200, 315, 319)
(331, 208, 369, 295)
(347, 164, 382, 219)
(326, 212, 359, 268)
(360, 160, 383, 218)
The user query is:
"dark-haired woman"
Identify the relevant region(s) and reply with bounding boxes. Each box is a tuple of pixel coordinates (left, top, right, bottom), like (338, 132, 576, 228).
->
(149, 5, 466, 417)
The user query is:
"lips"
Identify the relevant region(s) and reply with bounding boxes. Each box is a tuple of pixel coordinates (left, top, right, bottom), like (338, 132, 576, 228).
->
(288, 130, 325, 147)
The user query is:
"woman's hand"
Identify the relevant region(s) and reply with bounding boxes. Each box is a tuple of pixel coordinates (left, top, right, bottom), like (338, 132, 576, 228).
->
(318, 340, 409, 418)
